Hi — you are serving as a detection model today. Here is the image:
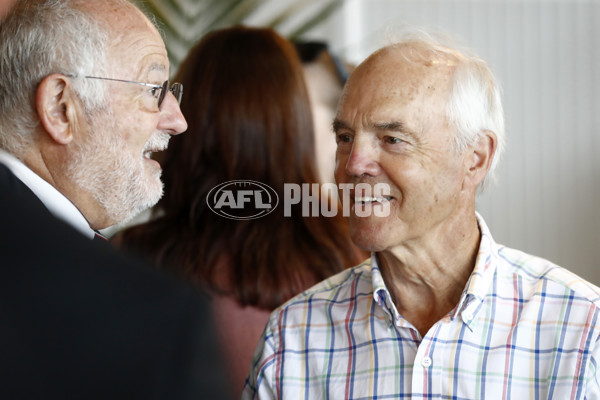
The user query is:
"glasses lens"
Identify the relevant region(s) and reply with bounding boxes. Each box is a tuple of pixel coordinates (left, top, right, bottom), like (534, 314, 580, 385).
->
(157, 80, 169, 109)
(170, 83, 183, 105)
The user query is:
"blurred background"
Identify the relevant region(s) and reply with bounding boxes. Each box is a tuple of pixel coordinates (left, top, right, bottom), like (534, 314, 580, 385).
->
(2, 0, 598, 284)
(138, 0, 599, 283)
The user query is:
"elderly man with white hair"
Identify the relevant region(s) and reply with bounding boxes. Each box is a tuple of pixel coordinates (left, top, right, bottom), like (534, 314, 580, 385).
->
(244, 31, 600, 399)
(0, 1, 230, 398)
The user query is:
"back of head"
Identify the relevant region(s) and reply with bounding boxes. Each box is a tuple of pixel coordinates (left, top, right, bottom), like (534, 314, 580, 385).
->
(294, 40, 350, 86)
(119, 26, 360, 309)
(168, 25, 315, 196)
(0, 0, 133, 156)
(164, 25, 320, 226)
(294, 40, 351, 184)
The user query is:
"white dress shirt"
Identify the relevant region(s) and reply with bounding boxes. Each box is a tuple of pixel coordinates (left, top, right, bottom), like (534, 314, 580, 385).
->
(0, 149, 95, 239)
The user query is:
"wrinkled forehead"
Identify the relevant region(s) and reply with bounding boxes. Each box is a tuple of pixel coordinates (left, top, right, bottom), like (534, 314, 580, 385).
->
(340, 44, 457, 112)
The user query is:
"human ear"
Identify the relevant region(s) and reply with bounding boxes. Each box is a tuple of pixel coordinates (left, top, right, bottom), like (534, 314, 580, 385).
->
(36, 74, 75, 145)
(464, 130, 497, 189)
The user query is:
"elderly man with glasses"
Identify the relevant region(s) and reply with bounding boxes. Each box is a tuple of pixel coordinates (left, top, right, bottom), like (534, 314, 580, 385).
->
(0, 1, 233, 399)
(0, 0, 187, 238)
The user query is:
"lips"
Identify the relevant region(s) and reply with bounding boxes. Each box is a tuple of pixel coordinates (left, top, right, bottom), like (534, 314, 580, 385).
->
(143, 148, 164, 159)
(354, 196, 393, 205)
(142, 132, 170, 159)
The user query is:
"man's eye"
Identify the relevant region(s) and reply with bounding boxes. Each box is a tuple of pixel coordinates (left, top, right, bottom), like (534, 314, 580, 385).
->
(149, 87, 161, 98)
(383, 136, 403, 144)
(336, 133, 353, 144)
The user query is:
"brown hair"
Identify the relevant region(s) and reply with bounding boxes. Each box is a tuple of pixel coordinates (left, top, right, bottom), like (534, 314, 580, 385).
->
(117, 26, 361, 310)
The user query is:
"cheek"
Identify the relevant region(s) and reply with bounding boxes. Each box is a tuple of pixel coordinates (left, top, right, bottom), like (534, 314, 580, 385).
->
(383, 156, 415, 184)
(435, 156, 468, 189)
(334, 152, 348, 181)
(125, 121, 156, 152)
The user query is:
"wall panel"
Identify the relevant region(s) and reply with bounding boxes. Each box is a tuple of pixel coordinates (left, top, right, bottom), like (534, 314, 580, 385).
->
(310, 0, 600, 282)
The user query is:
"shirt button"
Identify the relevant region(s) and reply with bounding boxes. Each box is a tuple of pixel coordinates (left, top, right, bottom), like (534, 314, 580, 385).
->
(421, 356, 432, 368)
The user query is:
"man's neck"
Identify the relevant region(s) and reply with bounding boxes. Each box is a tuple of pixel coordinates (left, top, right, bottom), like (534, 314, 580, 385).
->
(376, 213, 481, 337)
(0, 149, 96, 239)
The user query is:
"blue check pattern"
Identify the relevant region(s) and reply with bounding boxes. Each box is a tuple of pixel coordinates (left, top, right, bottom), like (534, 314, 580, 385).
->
(243, 215, 600, 399)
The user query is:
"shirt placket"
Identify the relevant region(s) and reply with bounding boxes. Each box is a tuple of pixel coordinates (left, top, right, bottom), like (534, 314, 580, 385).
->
(411, 319, 450, 398)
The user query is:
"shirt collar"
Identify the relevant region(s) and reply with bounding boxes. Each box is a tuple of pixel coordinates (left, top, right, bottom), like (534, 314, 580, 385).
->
(452, 213, 499, 329)
(463, 213, 498, 300)
(371, 254, 409, 327)
(0, 149, 95, 239)
(370, 212, 500, 331)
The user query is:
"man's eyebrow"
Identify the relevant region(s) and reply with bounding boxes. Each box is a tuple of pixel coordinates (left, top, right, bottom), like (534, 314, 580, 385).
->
(369, 121, 406, 132)
(148, 63, 167, 73)
(372, 121, 418, 143)
(332, 119, 410, 135)
(332, 119, 350, 133)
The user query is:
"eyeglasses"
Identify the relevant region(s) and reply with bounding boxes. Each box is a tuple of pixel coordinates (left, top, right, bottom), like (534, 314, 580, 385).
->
(80, 76, 183, 109)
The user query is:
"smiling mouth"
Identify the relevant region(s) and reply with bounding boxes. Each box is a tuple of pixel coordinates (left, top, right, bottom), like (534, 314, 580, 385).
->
(143, 132, 171, 160)
(143, 145, 168, 160)
(354, 196, 393, 205)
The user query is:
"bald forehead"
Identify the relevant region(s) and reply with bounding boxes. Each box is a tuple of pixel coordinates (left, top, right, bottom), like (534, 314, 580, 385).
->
(76, 0, 156, 37)
(342, 43, 457, 107)
(381, 42, 460, 65)
(75, 0, 138, 15)
(355, 43, 458, 83)
(75, 0, 168, 77)
(335, 42, 461, 136)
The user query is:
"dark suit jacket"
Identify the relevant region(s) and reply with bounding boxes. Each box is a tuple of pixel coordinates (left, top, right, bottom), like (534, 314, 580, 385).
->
(0, 164, 229, 399)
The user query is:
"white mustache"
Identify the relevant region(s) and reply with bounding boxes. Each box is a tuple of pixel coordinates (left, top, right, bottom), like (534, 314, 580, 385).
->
(143, 131, 170, 154)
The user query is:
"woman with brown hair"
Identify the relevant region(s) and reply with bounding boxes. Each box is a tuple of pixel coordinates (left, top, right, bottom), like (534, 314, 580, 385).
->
(114, 25, 364, 395)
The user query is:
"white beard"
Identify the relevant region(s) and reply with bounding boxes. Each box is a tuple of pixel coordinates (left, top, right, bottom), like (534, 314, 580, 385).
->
(66, 110, 170, 227)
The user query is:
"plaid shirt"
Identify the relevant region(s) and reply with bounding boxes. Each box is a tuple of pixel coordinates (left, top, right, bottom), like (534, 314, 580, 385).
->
(243, 215, 600, 399)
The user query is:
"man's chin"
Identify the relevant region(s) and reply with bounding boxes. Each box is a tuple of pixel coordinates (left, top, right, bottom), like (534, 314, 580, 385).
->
(109, 175, 163, 225)
(143, 156, 163, 177)
(352, 241, 386, 254)
(349, 226, 388, 253)
(144, 178, 164, 207)
(140, 161, 164, 196)
(115, 190, 162, 227)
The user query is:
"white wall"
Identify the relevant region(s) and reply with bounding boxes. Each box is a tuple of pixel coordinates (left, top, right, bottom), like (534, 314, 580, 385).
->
(303, 0, 600, 283)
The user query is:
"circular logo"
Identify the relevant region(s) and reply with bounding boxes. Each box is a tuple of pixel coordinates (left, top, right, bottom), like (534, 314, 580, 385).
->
(206, 180, 279, 220)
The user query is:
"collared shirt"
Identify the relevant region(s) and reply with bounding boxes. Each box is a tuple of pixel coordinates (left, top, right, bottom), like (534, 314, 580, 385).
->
(243, 215, 600, 399)
(0, 149, 95, 239)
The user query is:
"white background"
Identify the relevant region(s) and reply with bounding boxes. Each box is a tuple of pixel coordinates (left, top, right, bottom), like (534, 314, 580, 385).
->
(266, 0, 600, 283)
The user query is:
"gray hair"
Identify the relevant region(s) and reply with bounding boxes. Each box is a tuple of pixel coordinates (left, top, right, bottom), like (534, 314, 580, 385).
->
(386, 30, 506, 190)
(0, 0, 112, 155)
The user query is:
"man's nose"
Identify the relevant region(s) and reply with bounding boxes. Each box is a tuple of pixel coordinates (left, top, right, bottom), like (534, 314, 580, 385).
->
(158, 92, 188, 135)
(344, 137, 382, 177)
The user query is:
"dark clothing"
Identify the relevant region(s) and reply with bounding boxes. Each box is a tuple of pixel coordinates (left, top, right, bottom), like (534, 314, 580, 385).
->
(0, 164, 228, 399)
